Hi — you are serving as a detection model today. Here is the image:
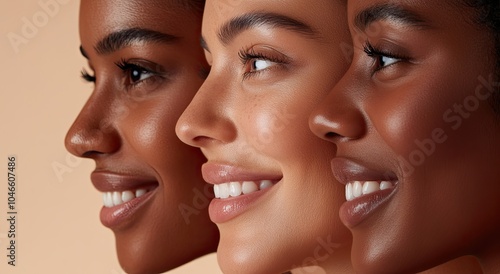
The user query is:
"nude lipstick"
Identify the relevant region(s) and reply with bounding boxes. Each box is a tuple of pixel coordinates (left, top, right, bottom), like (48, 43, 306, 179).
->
(330, 158, 398, 228)
(91, 171, 158, 228)
(202, 163, 282, 223)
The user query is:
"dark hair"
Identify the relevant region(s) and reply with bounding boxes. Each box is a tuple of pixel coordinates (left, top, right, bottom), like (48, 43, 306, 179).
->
(465, 0, 500, 113)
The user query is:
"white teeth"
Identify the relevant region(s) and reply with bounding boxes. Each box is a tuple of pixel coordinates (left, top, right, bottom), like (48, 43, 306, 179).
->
(380, 181, 392, 190)
(122, 191, 134, 203)
(112, 191, 122, 205)
(345, 181, 394, 201)
(102, 188, 151, 208)
(260, 180, 273, 190)
(229, 182, 242, 197)
(103, 192, 113, 207)
(353, 181, 363, 198)
(242, 181, 258, 194)
(218, 183, 230, 199)
(346, 183, 354, 201)
(136, 189, 146, 198)
(362, 181, 379, 195)
(214, 180, 277, 199)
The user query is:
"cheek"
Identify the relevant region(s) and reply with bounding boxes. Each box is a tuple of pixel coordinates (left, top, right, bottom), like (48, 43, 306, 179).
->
(123, 93, 199, 165)
(368, 76, 480, 160)
(128, 104, 177, 153)
(240, 93, 317, 160)
(240, 72, 336, 159)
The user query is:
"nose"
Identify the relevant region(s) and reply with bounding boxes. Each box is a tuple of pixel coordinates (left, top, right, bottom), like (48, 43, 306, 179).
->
(176, 73, 237, 149)
(65, 90, 121, 159)
(309, 69, 366, 143)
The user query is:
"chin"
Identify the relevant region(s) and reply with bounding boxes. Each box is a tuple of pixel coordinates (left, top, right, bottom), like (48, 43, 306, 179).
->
(216, 231, 297, 274)
(114, 236, 174, 274)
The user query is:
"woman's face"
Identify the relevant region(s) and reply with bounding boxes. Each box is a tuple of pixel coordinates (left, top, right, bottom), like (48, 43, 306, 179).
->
(65, 0, 218, 273)
(310, 0, 500, 273)
(176, 0, 352, 273)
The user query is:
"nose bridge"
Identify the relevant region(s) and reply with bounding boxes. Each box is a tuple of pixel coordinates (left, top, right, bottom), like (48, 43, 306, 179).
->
(309, 67, 366, 142)
(65, 86, 120, 157)
(176, 71, 237, 147)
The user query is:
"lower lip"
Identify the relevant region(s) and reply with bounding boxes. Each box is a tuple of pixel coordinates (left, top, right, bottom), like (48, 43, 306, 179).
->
(209, 184, 277, 223)
(99, 188, 157, 229)
(339, 187, 397, 228)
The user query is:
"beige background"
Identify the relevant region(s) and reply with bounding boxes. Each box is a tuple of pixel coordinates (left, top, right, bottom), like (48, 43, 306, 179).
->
(0, 1, 221, 273)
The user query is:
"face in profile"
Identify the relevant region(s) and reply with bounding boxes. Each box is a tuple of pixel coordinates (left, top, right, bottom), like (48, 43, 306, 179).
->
(176, 0, 352, 273)
(310, 0, 500, 273)
(65, 0, 218, 273)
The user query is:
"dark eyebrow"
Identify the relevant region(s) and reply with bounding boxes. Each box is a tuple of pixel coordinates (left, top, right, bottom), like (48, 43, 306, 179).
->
(95, 27, 179, 55)
(218, 12, 318, 45)
(355, 3, 428, 31)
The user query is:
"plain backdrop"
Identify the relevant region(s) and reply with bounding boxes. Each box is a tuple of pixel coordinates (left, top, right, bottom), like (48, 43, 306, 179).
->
(0, 1, 221, 273)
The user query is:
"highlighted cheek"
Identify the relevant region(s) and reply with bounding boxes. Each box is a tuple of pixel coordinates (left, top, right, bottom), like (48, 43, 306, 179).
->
(137, 120, 159, 147)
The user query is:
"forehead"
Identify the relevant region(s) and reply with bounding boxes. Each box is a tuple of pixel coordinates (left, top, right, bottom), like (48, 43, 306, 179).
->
(202, 0, 346, 40)
(79, 0, 196, 42)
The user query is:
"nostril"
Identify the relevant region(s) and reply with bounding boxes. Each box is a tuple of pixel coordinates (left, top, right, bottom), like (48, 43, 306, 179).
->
(191, 135, 219, 147)
(325, 132, 337, 139)
(81, 150, 102, 158)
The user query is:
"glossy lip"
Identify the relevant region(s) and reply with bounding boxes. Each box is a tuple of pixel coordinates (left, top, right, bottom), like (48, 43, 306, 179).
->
(330, 157, 398, 228)
(202, 162, 283, 223)
(91, 171, 159, 229)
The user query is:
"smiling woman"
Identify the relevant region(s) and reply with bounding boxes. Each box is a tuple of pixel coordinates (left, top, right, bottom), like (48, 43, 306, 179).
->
(310, 0, 500, 273)
(176, 0, 354, 273)
(64, 0, 219, 273)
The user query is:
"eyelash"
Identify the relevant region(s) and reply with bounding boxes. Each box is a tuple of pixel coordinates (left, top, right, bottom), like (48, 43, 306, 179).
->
(115, 59, 162, 87)
(81, 69, 95, 83)
(237, 47, 287, 80)
(363, 42, 409, 72)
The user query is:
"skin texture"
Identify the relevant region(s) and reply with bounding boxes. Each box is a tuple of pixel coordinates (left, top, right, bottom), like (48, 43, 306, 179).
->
(309, 0, 500, 273)
(176, 0, 354, 273)
(65, 0, 218, 273)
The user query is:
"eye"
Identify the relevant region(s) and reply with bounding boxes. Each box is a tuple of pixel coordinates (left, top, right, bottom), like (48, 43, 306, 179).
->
(363, 42, 405, 71)
(131, 66, 154, 83)
(379, 55, 399, 68)
(116, 61, 156, 85)
(238, 46, 289, 80)
(251, 59, 275, 72)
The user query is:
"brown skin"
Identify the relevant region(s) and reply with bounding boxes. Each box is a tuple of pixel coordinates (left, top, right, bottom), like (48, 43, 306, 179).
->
(176, 0, 354, 273)
(310, 0, 500, 273)
(65, 0, 218, 273)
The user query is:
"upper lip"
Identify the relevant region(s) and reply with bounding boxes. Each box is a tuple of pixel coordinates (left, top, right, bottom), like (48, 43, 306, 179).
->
(202, 162, 283, 185)
(91, 171, 158, 192)
(330, 157, 397, 185)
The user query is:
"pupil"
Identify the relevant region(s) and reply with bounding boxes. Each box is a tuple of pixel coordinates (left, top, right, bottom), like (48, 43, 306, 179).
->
(132, 69, 140, 81)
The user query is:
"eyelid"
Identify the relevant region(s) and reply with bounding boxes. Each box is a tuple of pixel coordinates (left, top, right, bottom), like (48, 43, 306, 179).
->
(115, 59, 164, 75)
(238, 46, 290, 65)
(238, 46, 290, 80)
(362, 41, 410, 72)
(363, 41, 410, 61)
(113, 58, 170, 94)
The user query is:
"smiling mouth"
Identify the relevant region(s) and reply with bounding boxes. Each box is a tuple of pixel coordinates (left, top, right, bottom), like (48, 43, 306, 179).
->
(213, 180, 278, 199)
(101, 187, 157, 208)
(345, 180, 396, 201)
